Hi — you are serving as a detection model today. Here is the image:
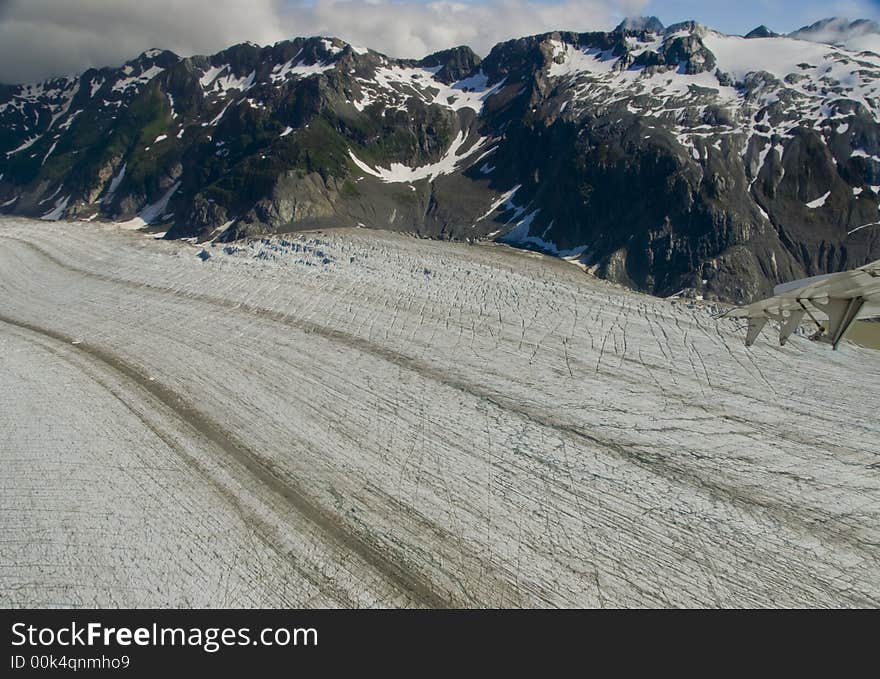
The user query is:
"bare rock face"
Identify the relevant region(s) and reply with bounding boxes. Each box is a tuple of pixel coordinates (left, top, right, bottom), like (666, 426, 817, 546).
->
(2, 22, 880, 302)
(83, 156, 123, 204)
(745, 25, 780, 39)
(185, 194, 228, 235)
(235, 172, 342, 237)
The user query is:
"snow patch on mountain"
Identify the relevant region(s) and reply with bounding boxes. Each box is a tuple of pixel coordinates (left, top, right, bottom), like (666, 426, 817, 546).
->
(111, 65, 164, 94)
(474, 185, 522, 223)
(119, 182, 180, 229)
(199, 65, 224, 88)
(270, 56, 336, 83)
(349, 131, 488, 183)
(203, 101, 233, 127)
(806, 190, 831, 208)
(320, 38, 343, 56)
(5, 135, 41, 157)
(102, 163, 126, 204)
(210, 69, 256, 94)
(354, 65, 502, 113)
(548, 41, 617, 78)
(851, 148, 880, 162)
(40, 194, 69, 220)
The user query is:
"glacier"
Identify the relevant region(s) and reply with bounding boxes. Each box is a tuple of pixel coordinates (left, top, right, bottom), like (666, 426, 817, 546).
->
(0, 217, 878, 608)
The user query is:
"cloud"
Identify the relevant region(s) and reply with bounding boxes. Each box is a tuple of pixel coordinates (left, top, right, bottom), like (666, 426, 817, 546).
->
(0, 0, 286, 83)
(281, 0, 650, 59)
(801, 0, 880, 27)
(0, 0, 647, 84)
(789, 4, 880, 52)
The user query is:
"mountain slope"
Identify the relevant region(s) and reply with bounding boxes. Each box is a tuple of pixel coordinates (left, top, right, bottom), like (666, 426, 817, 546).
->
(2, 20, 880, 302)
(789, 17, 880, 53)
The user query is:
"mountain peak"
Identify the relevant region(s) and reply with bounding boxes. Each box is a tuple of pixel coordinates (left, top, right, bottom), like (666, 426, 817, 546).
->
(615, 16, 665, 34)
(788, 17, 880, 52)
(664, 20, 708, 37)
(793, 17, 880, 36)
(744, 25, 779, 39)
(418, 46, 482, 84)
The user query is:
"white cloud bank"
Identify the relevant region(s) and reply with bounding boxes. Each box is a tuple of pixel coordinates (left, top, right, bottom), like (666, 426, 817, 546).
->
(0, 0, 647, 84)
(281, 0, 649, 61)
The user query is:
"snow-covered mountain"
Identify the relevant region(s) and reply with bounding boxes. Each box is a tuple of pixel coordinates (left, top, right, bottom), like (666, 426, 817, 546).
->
(789, 17, 880, 54)
(2, 17, 880, 302)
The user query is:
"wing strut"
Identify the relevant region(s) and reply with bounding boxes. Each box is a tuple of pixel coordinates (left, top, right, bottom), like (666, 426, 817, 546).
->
(811, 297, 866, 349)
(745, 316, 768, 347)
(798, 300, 825, 333)
(779, 308, 805, 346)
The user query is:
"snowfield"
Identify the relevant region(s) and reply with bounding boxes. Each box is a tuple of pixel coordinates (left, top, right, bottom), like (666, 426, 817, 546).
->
(0, 218, 878, 608)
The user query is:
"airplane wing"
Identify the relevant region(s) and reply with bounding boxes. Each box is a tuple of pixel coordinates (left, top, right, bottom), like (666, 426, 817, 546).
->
(726, 259, 880, 349)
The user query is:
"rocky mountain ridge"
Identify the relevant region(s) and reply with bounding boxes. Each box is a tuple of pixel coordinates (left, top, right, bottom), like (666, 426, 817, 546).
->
(2, 17, 880, 302)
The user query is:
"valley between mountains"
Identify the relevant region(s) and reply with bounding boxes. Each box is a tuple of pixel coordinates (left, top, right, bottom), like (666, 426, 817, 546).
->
(1, 218, 877, 608)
